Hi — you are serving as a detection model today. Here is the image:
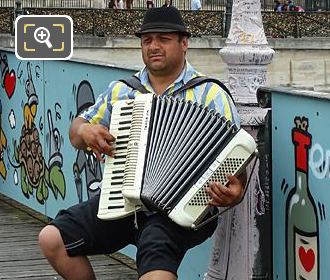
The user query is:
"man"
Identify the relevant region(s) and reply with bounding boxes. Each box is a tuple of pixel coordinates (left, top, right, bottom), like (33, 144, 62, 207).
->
(191, 0, 202, 10)
(38, 7, 245, 280)
(162, 0, 172, 7)
(126, 0, 133, 9)
(146, 0, 154, 8)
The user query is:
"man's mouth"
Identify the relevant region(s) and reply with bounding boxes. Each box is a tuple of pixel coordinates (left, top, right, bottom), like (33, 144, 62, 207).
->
(149, 53, 163, 59)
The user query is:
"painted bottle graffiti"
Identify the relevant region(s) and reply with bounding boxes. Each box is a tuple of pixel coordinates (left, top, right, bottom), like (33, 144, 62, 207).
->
(286, 116, 319, 280)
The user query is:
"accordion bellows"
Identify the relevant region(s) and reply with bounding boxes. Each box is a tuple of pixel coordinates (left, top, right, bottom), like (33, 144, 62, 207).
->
(98, 94, 257, 228)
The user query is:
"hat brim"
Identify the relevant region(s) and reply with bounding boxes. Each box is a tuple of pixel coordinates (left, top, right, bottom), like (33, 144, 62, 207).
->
(135, 28, 191, 38)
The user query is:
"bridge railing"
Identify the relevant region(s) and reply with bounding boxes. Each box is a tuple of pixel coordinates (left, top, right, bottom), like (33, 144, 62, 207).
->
(262, 11, 330, 37)
(1, 7, 329, 38)
(0, 0, 310, 11)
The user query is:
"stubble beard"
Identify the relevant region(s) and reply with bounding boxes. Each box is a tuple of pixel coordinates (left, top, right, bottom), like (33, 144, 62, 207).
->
(146, 58, 172, 77)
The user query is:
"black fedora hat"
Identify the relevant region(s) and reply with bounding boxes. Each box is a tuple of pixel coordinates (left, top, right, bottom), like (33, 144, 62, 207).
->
(135, 6, 191, 38)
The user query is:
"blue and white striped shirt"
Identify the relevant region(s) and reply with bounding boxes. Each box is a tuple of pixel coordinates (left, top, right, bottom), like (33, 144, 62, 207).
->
(80, 62, 240, 127)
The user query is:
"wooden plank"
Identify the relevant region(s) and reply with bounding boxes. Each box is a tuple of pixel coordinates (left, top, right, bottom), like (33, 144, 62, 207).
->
(0, 193, 138, 280)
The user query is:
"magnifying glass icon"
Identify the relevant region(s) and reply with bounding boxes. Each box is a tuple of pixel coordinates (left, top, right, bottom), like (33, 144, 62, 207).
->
(34, 27, 53, 49)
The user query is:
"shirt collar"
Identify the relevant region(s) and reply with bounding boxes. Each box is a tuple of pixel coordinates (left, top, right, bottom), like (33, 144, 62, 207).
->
(136, 61, 200, 95)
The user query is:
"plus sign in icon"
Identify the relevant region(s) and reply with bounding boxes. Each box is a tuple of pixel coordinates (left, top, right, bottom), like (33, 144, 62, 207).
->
(15, 15, 73, 60)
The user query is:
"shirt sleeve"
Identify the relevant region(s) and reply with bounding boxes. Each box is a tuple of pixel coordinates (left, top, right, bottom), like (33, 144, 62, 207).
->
(78, 81, 120, 128)
(202, 82, 240, 127)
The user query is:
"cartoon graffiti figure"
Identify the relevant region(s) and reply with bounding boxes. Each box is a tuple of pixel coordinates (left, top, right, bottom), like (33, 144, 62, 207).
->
(45, 109, 66, 201)
(23, 62, 38, 130)
(72, 81, 102, 202)
(12, 62, 66, 204)
(0, 100, 7, 179)
(1, 53, 16, 99)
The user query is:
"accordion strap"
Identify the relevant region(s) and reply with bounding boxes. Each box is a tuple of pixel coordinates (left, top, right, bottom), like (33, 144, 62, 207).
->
(119, 75, 234, 103)
(171, 76, 234, 104)
(119, 76, 151, 94)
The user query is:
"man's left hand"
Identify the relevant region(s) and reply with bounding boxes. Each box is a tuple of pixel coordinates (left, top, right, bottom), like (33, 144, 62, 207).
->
(206, 172, 246, 207)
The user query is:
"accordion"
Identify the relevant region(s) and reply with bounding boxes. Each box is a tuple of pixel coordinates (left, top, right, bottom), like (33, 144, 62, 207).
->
(97, 94, 257, 229)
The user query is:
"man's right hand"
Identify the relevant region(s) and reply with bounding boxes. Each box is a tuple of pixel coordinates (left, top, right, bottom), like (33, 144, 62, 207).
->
(69, 118, 115, 162)
(78, 123, 115, 162)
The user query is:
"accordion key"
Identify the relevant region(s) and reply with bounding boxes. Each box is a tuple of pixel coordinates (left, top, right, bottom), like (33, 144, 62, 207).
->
(97, 94, 257, 228)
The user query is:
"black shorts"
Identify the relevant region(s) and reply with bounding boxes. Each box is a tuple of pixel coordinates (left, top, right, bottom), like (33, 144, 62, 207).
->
(50, 194, 217, 277)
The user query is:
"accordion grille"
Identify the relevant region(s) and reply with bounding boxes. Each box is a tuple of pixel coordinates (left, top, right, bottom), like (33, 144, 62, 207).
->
(188, 157, 246, 206)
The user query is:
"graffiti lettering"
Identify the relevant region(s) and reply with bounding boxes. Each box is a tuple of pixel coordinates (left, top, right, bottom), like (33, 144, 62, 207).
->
(17, 61, 23, 80)
(309, 142, 330, 179)
(55, 103, 62, 121)
(35, 65, 41, 79)
(39, 116, 43, 135)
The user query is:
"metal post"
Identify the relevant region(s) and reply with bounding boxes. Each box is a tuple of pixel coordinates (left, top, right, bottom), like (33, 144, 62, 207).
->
(204, 0, 275, 279)
(15, 0, 23, 18)
(12, 0, 23, 35)
(224, 0, 232, 37)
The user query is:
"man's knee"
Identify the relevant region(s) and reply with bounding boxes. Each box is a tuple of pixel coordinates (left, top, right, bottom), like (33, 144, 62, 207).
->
(139, 270, 177, 280)
(38, 225, 64, 256)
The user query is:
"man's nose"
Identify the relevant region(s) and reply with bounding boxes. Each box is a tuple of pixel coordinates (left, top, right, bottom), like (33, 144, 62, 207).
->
(149, 38, 161, 49)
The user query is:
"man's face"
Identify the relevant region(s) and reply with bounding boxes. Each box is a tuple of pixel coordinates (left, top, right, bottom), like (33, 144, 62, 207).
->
(141, 32, 188, 76)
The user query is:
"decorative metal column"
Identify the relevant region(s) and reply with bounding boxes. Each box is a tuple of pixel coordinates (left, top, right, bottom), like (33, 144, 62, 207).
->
(221, 0, 275, 106)
(204, 0, 274, 279)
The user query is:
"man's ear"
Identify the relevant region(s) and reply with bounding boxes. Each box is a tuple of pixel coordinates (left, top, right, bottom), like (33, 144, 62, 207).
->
(182, 37, 189, 51)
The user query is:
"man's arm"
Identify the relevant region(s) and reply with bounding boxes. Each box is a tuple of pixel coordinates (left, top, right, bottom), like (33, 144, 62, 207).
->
(69, 117, 89, 150)
(69, 117, 115, 161)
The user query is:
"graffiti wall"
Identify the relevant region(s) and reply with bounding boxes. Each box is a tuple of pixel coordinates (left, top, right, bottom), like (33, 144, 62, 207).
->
(0, 49, 135, 218)
(271, 89, 330, 280)
(0, 49, 215, 280)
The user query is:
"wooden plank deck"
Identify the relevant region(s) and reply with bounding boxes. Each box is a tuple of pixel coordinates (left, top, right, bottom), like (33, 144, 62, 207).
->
(0, 194, 138, 280)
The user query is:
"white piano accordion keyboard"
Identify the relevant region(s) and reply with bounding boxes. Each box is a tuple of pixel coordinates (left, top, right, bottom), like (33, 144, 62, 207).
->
(97, 94, 257, 228)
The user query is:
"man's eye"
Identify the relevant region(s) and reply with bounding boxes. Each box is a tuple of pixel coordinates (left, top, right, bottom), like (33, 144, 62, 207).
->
(142, 39, 151, 44)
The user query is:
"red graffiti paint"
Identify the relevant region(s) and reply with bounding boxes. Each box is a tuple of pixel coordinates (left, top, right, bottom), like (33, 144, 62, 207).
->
(298, 246, 315, 272)
(4, 70, 16, 98)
